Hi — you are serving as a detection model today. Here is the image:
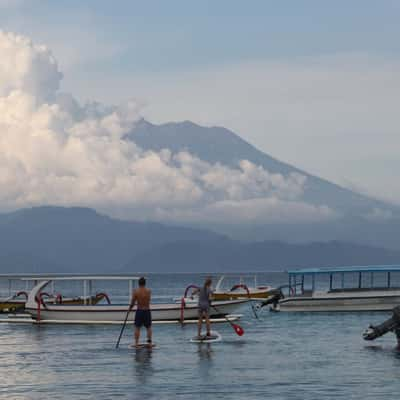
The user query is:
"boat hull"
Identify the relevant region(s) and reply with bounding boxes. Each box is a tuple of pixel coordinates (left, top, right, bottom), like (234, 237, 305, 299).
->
(278, 291, 400, 312)
(25, 299, 248, 323)
(0, 300, 25, 313)
(212, 289, 272, 301)
(0, 295, 103, 313)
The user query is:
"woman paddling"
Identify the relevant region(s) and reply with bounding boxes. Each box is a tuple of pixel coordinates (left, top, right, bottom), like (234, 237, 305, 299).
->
(196, 277, 213, 339)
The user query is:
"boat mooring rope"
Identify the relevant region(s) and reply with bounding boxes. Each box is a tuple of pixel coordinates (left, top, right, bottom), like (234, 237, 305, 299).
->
(35, 292, 50, 323)
(95, 292, 111, 304)
(15, 291, 28, 299)
(180, 285, 200, 324)
(180, 298, 185, 324)
(230, 284, 259, 319)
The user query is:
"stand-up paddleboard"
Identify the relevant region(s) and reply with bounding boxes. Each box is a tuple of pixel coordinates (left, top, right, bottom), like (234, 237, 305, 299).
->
(190, 331, 222, 343)
(128, 343, 156, 349)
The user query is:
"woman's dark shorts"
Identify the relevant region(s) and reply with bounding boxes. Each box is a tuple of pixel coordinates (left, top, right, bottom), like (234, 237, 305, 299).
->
(198, 305, 210, 316)
(134, 309, 152, 328)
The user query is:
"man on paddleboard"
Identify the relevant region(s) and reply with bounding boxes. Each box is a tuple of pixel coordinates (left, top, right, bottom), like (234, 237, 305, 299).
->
(196, 277, 213, 339)
(129, 277, 152, 347)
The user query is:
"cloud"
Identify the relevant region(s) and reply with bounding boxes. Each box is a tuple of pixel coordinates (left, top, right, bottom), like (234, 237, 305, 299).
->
(154, 198, 337, 225)
(0, 0, 26, 8)
(364, 208, 394, 222)
(0, 31, 62, 102)
(95, 54, 400, 204)
(0, 31, 337, 224)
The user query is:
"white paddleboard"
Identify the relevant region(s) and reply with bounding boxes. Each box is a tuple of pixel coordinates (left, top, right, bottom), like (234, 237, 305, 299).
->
(190, 331, 222, 343)
(128, 343, 156, 349)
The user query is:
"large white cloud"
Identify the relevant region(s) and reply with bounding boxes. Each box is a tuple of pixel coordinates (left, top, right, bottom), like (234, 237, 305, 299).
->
(0, 31, 337, 224)
(0, 31, 62, 102)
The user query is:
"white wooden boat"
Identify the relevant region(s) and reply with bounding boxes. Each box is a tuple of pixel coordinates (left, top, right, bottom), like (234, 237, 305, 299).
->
(272, 266, 400, 312)
(25, 276, 248, 324)
(0, 274, 103, 313)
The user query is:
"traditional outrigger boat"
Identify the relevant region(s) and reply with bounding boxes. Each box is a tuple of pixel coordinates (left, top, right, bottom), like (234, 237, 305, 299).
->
(0, 274, 105, 313)
(212, 275, 275, 301)
(25, 276, 247, 324)
(268, 266, 400, 312)
(0, 292, 29, 313)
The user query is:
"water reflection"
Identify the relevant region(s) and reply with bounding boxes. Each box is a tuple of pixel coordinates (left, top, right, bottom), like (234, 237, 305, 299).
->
(197, 343, 214, 380)
(394, 348, 400, 360)
(132, 347, 154, 383)
(363, 343, 400, 363)
(197, 343, 213, 360)
(3, 273, 400, 399)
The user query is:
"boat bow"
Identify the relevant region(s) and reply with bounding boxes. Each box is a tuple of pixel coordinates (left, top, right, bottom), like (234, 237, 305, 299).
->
(26, 280, 50, 309)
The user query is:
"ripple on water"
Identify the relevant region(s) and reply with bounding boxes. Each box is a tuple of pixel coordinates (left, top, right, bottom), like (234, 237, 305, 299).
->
(1, 273, 400, 399)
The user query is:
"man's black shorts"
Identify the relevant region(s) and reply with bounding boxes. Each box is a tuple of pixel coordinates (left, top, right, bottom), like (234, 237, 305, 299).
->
(134, 309, 152, 328)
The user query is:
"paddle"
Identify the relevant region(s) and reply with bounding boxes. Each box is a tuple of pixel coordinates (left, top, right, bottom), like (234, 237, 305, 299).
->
(212, 305, 244, 336)
(115, 306, 132, 348)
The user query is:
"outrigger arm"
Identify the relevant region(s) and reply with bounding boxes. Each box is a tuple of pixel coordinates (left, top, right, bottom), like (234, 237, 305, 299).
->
(363, 305, 400, 347)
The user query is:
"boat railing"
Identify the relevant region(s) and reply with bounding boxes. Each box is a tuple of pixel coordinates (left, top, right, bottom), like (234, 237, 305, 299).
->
(287, 266, 400, 297)
(328, 286, 400, 293)
(214, 274, 262, 292)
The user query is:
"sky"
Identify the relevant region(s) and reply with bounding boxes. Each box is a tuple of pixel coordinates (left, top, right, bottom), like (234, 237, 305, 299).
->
(0, 0, 399, 216)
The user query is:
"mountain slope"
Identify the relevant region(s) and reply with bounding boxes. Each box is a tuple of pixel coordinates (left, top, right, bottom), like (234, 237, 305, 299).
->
(0, 206, 224, 273)
(126, 119, 398, 216)
(124, 119, 400, 249)
(126, 239, 400, 272)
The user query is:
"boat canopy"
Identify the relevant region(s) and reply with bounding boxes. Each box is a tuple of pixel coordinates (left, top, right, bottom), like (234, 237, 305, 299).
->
(286, 265, 400, 296)
(0, 274, 42, 297)
(0, 274, 141, 282)
(287, 265, 400, 275)
(25, 275, 142, 309)
(215, 275, 260, 291)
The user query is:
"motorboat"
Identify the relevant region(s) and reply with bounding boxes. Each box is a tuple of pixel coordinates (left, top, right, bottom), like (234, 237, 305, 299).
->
(24, 276, 248, 324)
(269, 266, 400, 312)
(212, 275, 275, 301)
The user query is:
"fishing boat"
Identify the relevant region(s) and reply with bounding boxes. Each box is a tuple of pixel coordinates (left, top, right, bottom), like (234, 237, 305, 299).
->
(212, 275, 275, 301)
(25, 276, 248, 324)
(0, 274, 107, 313)
(0, 292, 29, 313)
(270, 266, 400, 312)
(0, 275, 37, 313)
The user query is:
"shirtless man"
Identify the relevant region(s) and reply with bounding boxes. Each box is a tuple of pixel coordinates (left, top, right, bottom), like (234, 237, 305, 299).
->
(129, 277, 152, 347)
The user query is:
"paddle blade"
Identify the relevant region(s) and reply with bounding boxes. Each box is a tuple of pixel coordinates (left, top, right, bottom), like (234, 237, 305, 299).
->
(233, 324, 244, 336)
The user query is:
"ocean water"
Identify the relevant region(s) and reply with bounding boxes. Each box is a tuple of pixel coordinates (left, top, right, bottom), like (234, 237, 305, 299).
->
(1, 272, 400, 400)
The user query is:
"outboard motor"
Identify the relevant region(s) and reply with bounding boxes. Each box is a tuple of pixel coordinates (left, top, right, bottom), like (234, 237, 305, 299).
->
(258, 289, 284, 312)
(363, 305, 400, 346)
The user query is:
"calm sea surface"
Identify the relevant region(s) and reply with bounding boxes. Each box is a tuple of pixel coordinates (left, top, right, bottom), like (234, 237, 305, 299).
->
(1, 272, 400, 399)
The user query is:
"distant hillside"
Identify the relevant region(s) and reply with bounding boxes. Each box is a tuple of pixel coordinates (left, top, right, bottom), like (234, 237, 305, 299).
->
(0, 206, 223, 273)
(0, 207, 399, 273)
(126, 239, 400, 272)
